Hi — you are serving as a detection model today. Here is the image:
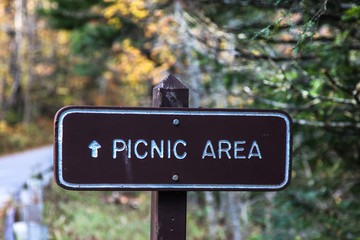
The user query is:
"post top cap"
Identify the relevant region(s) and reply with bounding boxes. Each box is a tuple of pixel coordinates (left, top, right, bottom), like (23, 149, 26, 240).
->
(154, 74, 188, 90)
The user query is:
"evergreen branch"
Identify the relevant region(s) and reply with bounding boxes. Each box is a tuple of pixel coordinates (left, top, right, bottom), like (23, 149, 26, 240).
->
(184, 0, 297, 9)
(225, 22, 299, 33)
(323, 70, 353, 95)
(239, 87, 310, 110)
(231, 87, 359, 127)
(230, 87, 360, 129)
(271, 63, 359, 107)
(310, 0, 328, 21)
(323, 69, 360, 105)
(306, 94, 357, 106)
(256, 35, 334, 45)
(234, 47, 316, 62)
(293, 119, 360, 129)
(184, 29, 318, 62)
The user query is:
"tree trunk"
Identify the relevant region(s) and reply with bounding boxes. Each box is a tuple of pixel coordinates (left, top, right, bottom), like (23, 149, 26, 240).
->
(227, 192, 242, 240)
(23, 0, 37, 125)
(7, 0, 24, 114)
(204, 192, 218, 239)
(264, 192, 276, 237)
(0, 77, 6, 120)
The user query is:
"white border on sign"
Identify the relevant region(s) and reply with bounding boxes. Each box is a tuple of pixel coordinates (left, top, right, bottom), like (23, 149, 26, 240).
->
(57, 108, 292, 190)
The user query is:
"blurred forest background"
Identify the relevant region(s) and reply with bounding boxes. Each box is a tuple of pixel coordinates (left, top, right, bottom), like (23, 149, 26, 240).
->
(0, 0, 360, 239)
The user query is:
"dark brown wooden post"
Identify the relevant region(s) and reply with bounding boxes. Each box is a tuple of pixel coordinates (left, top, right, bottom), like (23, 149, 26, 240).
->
(151, 74, 188, 240)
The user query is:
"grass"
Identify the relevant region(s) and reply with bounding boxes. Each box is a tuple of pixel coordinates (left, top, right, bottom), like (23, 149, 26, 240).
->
(0, 207, 5, 239)
(43, 181, 210, 240)
(43, 181, 151, 240)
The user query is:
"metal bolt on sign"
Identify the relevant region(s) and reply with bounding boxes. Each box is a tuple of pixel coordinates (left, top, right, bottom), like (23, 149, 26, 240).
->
(172, 174, 179, 182)
(173, 119, 180, 126)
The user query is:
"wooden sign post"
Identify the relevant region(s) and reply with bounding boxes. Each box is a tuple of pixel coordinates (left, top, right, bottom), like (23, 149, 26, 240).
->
(54, 74, 292, 239)
(151, 74, 188, 240)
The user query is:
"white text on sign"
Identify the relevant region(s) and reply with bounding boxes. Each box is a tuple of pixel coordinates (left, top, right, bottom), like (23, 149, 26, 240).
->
(110, 139, 262, 160)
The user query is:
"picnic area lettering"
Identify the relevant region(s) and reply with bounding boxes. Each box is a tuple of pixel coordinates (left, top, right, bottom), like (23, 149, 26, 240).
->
(110, 138, 262, 160)
(112, 139, 187, 160)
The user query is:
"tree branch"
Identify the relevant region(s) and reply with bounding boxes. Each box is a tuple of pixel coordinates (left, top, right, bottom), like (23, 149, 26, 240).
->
(323, 69, 352, 95)
(256, 35, 334, 45)
(234, 47, 317, 62)
(237, 86, 312, 110)
(230, 87, 360, 130)
(323, 69, 360, 105)
(293, 118, 360, 129)
(184, 0, 297, 10)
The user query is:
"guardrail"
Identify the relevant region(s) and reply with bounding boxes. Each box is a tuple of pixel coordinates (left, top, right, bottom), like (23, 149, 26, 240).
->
(1, 146, 53, 240)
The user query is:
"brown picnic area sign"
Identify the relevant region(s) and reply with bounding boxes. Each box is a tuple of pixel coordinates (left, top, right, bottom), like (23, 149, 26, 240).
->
(54, 106, 292, 191)
(53, 74, 293, 240)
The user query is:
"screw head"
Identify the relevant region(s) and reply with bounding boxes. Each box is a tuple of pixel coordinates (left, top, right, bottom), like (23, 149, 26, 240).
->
(172, 174, 179, 182)
(173, 119, 180, 126)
